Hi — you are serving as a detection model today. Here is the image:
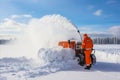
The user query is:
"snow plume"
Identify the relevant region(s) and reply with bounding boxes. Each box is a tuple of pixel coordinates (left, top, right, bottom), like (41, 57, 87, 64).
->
(28, 14, 80, 49)
(26, 14, 79, 69)
(108, 26, 120, 37)
(0, 14, 79, 60)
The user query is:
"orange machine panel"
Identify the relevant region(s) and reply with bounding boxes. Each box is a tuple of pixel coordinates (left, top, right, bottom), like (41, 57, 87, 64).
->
(58, 40, 76, 49)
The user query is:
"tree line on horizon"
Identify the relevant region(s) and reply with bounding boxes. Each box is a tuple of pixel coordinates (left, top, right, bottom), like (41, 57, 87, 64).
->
(93, 37, 120, 44)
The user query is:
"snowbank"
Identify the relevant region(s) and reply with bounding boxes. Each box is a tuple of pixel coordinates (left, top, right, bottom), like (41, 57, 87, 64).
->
(0, 47, 79, 79)
(95, 50, 120, 63)
(37, 47, 77, 69)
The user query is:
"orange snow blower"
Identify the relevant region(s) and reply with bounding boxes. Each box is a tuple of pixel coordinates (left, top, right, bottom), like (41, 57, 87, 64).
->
(58, 30, 96, 66)
(58, 40, 81, 56)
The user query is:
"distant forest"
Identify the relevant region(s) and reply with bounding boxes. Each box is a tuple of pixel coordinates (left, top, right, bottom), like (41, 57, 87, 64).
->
(93, 37, 120, 44)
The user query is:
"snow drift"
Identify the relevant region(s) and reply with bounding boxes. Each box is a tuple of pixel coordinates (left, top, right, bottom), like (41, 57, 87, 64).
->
(37, 47, 77, 69)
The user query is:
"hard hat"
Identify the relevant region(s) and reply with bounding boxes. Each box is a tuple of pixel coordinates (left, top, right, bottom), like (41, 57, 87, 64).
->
(83, 33, 88, 37)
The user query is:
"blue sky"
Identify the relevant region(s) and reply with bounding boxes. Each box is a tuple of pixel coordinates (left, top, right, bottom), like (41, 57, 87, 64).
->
(0, 0, 120, 32)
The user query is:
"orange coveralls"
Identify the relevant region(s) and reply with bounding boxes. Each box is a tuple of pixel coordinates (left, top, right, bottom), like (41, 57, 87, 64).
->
(82, 34, 93, 66)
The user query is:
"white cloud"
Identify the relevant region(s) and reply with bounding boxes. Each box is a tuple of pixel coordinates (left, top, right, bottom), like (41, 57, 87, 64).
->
(0, 17, 27, 34)
(7, 14, 33, 24)
(23, 14, 32, 18)
(11, 14, 32, 19)
(11, 15, 20, 19)
(108, 26, 120, 37)
(93, 9, 102, 16)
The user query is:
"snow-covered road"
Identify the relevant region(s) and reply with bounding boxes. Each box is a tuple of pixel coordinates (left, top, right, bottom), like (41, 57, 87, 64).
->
(1, 62, 119, 80)
(27, 62, 120, 80)
(35, 69, 120, 80)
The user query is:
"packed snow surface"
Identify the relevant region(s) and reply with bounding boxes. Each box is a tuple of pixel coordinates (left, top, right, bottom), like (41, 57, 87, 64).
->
(0, 15, 120, 80)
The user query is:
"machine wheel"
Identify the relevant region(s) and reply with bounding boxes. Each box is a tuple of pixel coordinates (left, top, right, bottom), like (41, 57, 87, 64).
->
(91, 54, 96, 65)
(77, 54, 85, 66)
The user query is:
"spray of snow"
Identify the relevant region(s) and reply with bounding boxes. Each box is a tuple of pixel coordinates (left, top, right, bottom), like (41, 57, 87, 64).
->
(26, 14, 80, 69)
(27, 14, 80, 49)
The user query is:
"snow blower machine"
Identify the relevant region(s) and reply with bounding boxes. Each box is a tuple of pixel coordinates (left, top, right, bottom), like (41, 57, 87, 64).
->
(58, 30, 96, 66)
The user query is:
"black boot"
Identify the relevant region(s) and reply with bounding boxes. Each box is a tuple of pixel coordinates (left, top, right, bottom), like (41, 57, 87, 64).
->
(84, 66, 90, 70)
(84, 65, 91, 70)
(90, 64, 92, 68)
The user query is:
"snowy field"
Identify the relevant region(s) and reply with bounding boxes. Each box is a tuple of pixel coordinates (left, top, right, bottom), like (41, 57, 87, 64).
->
(95, 44, 120, 55)
(0, 45, 120, 80)
(94, 44, 120, 63)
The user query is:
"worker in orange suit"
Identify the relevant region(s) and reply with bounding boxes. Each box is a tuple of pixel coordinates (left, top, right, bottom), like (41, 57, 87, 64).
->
(81, 33, 93, 70)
